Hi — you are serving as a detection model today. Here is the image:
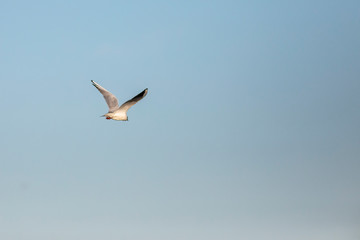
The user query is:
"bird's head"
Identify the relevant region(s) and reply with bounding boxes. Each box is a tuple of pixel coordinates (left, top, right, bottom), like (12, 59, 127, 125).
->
(101, 114, 112, 120)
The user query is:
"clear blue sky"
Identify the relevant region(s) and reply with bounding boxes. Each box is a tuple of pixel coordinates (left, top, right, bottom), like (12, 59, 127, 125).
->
(1, 0, 359, 239)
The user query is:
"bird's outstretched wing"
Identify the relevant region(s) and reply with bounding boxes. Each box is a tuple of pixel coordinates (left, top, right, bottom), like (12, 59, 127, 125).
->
(91, 80, 119, 112)
(119, 88, 148, 112)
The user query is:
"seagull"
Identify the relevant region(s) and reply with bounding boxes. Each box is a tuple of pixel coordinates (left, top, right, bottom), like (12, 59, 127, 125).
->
(91, 80, 148, 121)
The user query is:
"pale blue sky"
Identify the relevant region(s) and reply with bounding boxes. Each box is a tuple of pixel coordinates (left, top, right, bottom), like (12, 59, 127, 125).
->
(1, 0, 359, 239)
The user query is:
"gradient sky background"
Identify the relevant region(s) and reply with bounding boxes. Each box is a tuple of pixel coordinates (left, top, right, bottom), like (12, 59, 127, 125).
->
(1, 0, 359, 239)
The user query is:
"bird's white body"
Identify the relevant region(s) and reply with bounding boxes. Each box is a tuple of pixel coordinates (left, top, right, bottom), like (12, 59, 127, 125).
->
(104, 110, 128, 121)
(91, 80, 148, 121)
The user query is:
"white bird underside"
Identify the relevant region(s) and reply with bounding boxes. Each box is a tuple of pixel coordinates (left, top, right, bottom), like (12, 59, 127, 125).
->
(91, 80, 148, 121)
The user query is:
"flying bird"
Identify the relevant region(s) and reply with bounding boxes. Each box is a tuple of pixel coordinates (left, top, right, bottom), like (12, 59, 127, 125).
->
(91, 80, 148, 121)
